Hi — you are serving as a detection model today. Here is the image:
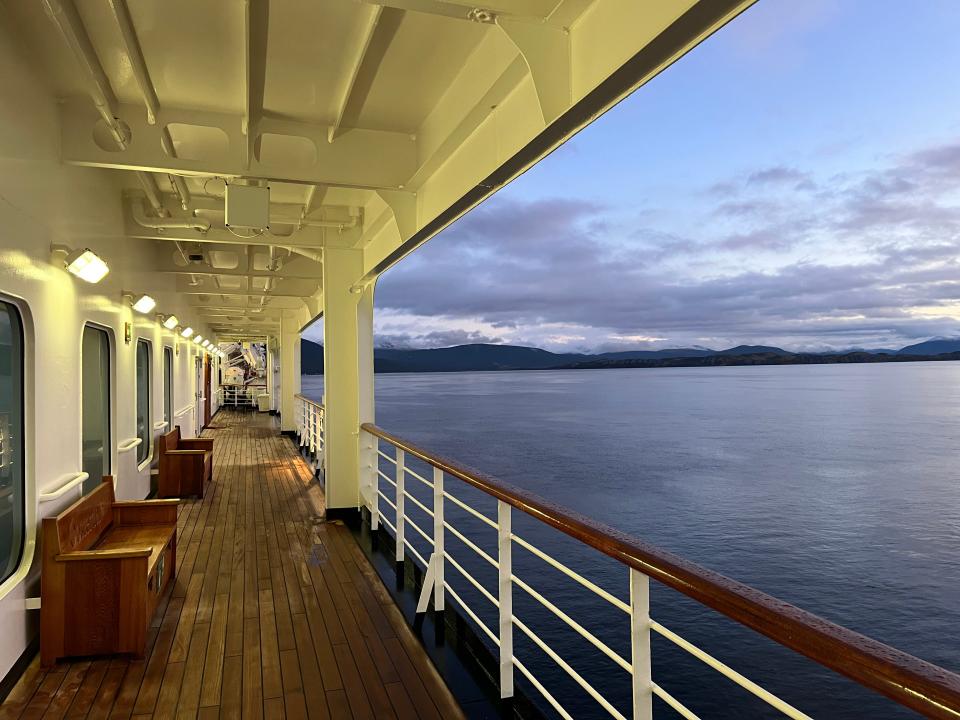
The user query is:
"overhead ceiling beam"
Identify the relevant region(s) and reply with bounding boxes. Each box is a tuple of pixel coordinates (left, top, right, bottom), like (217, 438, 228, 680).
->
(243, 0, 269, 168)
(359, 0, 560, 24)
(180, 290, 308, 299)
(123, 197, 328, 248)
(328, 4, 384, 143)
(61, 99, 416, 189)
(156, 267, 321, 281)
(302, 185, 328, 218)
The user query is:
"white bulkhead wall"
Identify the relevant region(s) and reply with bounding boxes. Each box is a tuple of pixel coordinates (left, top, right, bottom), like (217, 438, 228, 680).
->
(0, 22, 220, 680)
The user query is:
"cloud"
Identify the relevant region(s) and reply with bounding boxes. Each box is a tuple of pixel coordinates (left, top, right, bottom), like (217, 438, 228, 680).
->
(747, 166, 810, 186)
(376, 329, 503, 349)
(374, 137, 960, 351)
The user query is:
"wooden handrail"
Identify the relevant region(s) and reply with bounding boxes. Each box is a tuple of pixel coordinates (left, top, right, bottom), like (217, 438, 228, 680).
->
(361, 422, 960, 719)
(295, 393, 323, 409)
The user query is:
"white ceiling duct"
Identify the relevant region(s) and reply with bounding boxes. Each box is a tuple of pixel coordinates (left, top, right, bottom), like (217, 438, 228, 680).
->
(131, 197, 210, 232)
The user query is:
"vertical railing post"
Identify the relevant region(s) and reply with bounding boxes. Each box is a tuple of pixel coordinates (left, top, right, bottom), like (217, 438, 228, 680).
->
(296, 398, 303, 443)
(432, 467, 445, 611)
(497, 500, 514, 698)
(630, 568, 652, 720)
(395, 449, 405, 563)
(370, 436, 379, 530)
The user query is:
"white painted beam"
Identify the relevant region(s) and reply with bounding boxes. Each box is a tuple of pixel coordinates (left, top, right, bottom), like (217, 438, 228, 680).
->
(497, 17, 571, 124)
(61, 99, 417, 189)
(360, 0, 558, 23)
(243, 0, 269, 168)
(329, 4, 384, 143)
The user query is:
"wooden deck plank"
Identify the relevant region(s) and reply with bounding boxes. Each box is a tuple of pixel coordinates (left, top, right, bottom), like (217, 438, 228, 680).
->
(0, 410, 464, 720)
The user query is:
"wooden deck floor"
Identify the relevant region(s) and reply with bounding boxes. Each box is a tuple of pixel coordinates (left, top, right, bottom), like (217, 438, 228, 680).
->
(0, 410, 464, 720)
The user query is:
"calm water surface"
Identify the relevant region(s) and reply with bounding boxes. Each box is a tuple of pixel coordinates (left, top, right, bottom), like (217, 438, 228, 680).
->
(302, 363, 960, 719)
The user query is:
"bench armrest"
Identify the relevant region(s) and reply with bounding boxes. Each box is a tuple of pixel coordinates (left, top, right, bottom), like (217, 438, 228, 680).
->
(56, 548, 151, 561)
(179, 439, 213, 451)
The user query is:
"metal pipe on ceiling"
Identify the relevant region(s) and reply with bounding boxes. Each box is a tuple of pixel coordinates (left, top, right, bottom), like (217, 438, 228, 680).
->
(136, 172, 165, 215)
(41, 0, 128, 148)
(132, 198, 210, 232)
(105, 0, 158, 125)
(105, 0, 192, 211)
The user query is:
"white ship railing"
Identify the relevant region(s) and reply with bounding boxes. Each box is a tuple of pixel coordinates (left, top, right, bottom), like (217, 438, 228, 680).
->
(294, 394, 325, 464)
(219, 384, 257, 409)
(360, 422, 960, 720)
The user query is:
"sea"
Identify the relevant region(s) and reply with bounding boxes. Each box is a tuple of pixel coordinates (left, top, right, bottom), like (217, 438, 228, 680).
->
(300, 362, 960, 719)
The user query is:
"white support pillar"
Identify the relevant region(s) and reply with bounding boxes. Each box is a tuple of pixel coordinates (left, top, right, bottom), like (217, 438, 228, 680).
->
(322, 246, 375, 511)
(279, 314, 301, 433)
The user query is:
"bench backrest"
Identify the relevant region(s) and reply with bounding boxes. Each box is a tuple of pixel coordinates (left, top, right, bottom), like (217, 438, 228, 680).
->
(49, 476, 115, 554)
(160, 425, 181, 453)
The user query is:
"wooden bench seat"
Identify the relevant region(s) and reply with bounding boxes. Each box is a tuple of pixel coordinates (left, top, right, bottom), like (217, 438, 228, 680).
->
(40, 477, 178, 667)
(157, 425, 213, 498)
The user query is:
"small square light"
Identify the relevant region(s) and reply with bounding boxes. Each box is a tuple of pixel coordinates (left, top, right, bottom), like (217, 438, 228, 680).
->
(65, 249, 109, 283)
(131, 294, 156, 314)
(163, 315, 179, 330)
(181, 326, 194, 338)
(194, 335, 203, 344)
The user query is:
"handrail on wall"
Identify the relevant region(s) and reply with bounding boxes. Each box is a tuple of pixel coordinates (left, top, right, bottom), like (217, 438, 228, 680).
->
(153, 420, 168, 430)
(38, 472, 89, 503)
(117, 437, 143, 453)
(361, 422, 960, 720)
(174, 403, 195, 417)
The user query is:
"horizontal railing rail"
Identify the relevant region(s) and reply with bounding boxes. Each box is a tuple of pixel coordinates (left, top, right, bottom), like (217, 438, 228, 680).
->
(362, 421, 960, 720)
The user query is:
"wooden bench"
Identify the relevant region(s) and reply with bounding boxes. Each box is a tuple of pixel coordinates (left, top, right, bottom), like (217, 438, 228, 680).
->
(40, 477, 178, 666)
(157, 425, 213, 498)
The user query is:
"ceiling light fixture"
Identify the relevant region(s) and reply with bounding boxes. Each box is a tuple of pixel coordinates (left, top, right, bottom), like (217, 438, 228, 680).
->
(163, 315, 179, 330)
(181, 326, 194, 338)
(194, 335, 203, 344)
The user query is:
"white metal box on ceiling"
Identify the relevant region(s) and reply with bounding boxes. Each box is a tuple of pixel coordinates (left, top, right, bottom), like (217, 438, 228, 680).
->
(225, 183, 270, 229)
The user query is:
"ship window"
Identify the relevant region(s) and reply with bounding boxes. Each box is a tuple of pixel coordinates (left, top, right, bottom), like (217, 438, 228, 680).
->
(81, 325, 111, 494)
(136, 339, 151, 466)
(163, 346, 173, 430)
(0, 300, 24, 585)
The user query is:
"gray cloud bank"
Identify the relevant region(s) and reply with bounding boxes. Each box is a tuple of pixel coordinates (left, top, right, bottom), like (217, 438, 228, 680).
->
(375, 139, 960, 351)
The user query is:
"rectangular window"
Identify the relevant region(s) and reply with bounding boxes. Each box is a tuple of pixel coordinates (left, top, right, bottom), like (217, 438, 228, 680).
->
(81, 325, 111, 494)
(0, 300, 24, 585)
(163, 346, 173, 430)
(136, 339, 151, 466)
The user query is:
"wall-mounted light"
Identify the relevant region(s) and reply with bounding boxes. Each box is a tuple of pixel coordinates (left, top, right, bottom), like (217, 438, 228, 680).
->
(201, 340, 211, 348)
(61, 247, 109, 283)
(124, 293, 156, 314)
(181, 326, 194, 338)
(162, 315, 179, 330)
(194, 335, 203, 344)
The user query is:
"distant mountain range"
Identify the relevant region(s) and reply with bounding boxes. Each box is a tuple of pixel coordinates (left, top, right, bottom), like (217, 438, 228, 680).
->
(300, 338, 960, 374)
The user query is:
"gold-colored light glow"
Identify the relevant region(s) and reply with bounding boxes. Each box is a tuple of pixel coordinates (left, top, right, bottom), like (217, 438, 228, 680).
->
(131, 294, 156, 314)
(65, 249, 109, 283)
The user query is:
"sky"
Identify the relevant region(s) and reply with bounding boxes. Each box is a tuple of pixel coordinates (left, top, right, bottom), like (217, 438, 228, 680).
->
(326, 0, 960, 352)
